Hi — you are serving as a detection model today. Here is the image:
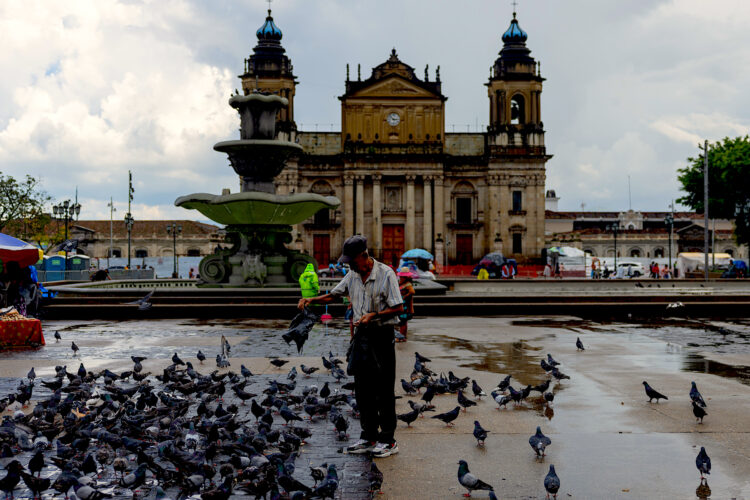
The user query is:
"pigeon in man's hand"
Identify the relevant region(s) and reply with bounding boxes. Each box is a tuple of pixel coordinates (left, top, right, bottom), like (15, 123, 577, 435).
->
(576, 337, 585, 351)
(457, 460, 494, 497)
(529, 426, 552, 457)
(473, 420, 488, 446)
(696, 447, 711, 478)
(642, 381, 668, 403)
(431, 406, 460, 427)
(124, 290, 154, 310)
(690, 381, 707, 407)
(544, 464, 560, 499)
(693, 401, 707, 423)
(283, 307, 317, 353)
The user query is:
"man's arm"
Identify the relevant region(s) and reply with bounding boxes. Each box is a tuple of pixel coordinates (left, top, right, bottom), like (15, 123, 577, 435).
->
(356, 302, 403, 326)
(297, 293, 338, 309)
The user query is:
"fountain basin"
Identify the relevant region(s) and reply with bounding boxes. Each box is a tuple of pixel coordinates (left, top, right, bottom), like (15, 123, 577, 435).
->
(213, 139, 303, 192)
(175, 191, 339, 226)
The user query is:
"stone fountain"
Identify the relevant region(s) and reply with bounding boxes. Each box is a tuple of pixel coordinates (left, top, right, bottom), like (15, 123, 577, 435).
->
(175, 93, 339, 286)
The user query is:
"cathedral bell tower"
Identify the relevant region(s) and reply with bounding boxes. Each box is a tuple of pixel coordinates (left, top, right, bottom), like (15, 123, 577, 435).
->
(486, 12, 545, 152)
(240, 9, 298, 138)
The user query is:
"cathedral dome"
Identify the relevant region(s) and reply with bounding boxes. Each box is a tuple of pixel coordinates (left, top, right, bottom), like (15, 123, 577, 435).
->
(256, 10, 282, 41)
(502, 13, 527, 44)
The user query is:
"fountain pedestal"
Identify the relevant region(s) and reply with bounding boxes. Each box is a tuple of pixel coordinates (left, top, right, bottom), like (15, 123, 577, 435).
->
(175, 93, 340, 286)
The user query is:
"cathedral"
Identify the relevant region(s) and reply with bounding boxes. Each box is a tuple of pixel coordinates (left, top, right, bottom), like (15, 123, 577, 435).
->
(241, 9, 550, 267)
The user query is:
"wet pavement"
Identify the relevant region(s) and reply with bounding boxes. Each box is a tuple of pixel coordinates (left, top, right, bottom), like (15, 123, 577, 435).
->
(2, 315, 750, 498)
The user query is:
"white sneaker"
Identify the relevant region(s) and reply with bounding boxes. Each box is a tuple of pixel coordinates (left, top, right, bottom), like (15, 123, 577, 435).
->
(346, 439, 375, 454)
(371, 441, 399, 458)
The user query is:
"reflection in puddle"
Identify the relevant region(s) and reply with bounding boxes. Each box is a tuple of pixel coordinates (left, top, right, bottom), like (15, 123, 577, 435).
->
(419, 334, 561, 419)
(682, 353, 750, 387)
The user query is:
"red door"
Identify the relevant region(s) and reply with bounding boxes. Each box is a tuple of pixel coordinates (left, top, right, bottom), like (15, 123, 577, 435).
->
(382, 224, 405, 267)
(456, 234, 473, 265)
(313, 234, 330, 267)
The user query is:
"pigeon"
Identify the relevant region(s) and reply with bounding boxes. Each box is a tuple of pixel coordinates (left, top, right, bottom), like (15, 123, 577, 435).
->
(529, 426, 552, 457)
(497, 375, 512, 391)
(544, 464, 560, 499)
(532, 379, 551, 394)
(124, 290, 154, 310)
(431, 406, 460, 427)
(692, 401, 707, 423)
(287, 366, 298, 380)
(635, 282, 644, 288)
(368, 461, 383, 494)
(301, 364, 319, 376)
(216, 353, 231, 368)
(696, 447, 711, 478)
(310, 463, 338, 499)
(493, 392, 512, 409)
(54, 331, 61, 342)
(401, 379, 417, 395)
(71, 341, 79, 356)
(540, 359, 554, 372)
(642, 381, 668, 403)
(457, 390, 477, 412)
(397, 408, 419, 427)
(241, 364, 253, 379)
(544, 392, 555, 406)
(171, 352, 185, 366)
(690, 381, 706, 407)
(319, 382, 331, 400)
(551, 368, 570, 381)
(21, 470, 51, 499)
(457, 460, 494, 497)
(473, 420, 488, 446)
(667, 302, 685, 309)
(576, 337, 585, 351)
(197, 350, 206, 364)
(471, 380, 486, 399)
(0, 460, 23, 499)
(547, 354, 560, 366)
(415, 352, 431, 363)
(271, 359, 289, 369)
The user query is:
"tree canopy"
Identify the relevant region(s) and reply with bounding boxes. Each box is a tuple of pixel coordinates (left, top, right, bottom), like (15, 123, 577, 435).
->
(0, 172, 51, 236)
(677, 136, 750, 247)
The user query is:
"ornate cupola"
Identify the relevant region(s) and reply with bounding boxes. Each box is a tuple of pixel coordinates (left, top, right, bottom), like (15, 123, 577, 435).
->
(486, 11, 545, 154)
(240, 9, 297, 135)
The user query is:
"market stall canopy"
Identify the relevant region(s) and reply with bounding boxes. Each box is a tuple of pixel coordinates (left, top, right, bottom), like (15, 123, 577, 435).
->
(0, 233, 42, 269)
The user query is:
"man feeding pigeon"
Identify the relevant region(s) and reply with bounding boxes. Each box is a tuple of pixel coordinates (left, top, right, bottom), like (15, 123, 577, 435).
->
(298, 235, 404, 458)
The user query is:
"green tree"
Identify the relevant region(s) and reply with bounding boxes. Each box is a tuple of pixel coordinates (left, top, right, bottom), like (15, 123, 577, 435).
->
(677, 136, 750, 246)
(0, 172, 51, 234)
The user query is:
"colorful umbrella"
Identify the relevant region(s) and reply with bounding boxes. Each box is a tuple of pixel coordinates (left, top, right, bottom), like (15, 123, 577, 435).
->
(0, 233, 42, 269)
(401, 248, 434, 260)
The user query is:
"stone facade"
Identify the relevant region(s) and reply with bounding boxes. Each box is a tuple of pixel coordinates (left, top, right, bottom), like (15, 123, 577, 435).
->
(54, 220, 221, 259)
(239, 10, 550, 267)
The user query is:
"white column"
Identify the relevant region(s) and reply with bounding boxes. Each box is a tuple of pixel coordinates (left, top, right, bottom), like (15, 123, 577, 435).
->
(405, 174, 416, 249)
(344, 174, 354, 237)
(355, 174, 365, 236)
(434, 174, 445, 245)
(423, 175, 432, 250)
(372, 174, 382, 257)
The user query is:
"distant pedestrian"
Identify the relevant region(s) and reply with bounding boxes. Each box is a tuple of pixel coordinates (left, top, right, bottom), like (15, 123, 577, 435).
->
(477, 268, 489, 280)
(543, 263, 551, 278)
(189, 268, 195, 279)
(397, 268, 415, 341)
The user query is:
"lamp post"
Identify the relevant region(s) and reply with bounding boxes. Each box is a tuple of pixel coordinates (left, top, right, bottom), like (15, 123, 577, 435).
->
(664, 213, 674, 272)
(166, 223, 182, 278)
(606, 223, 619, 271)
(52, 199, 81, 275)
(124, 171, 135, 269)
(107, 197, 116, 268)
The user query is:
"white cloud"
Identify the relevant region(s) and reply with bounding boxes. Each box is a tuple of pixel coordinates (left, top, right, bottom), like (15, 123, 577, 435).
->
(1, 0, 749, 218)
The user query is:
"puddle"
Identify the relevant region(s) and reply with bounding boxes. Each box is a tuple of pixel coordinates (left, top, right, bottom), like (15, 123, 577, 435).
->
(682, 352, 750, 387)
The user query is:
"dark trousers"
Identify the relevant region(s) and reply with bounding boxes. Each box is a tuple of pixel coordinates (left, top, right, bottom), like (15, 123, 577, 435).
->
(353, 324, 396, 444)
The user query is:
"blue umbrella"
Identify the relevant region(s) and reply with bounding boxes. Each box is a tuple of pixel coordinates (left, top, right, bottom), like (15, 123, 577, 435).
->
(401, 248, 433, 260)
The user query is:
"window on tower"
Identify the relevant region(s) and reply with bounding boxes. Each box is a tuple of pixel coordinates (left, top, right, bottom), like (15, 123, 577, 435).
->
(512, 191, 523, 211)
(510, 94, 525, 125)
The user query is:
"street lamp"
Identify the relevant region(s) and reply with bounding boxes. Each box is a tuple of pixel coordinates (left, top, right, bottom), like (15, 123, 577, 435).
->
(124, 213, 134, 269)
(664, 213, 674, 273)
(606, 223, 619, 271)
(52, 199, 81, 275)
(166, 223, 182, 278)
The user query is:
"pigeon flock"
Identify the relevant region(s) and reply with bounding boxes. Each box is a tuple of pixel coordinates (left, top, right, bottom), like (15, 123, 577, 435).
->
(0, 327, 385, 500)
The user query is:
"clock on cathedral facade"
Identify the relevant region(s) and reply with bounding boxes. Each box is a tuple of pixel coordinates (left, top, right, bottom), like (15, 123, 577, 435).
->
(241, 9, 550, 268)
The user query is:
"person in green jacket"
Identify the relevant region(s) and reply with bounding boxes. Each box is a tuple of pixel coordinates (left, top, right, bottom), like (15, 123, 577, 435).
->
(299, 263, 319, 299)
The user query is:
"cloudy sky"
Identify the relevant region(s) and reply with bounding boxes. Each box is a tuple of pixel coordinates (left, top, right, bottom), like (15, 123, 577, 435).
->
(1, 0, 749, 221)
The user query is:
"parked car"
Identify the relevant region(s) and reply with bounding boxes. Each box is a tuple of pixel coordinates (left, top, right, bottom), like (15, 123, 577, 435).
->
(616, 261, 646, 278)
(318, 263, 348, 278)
